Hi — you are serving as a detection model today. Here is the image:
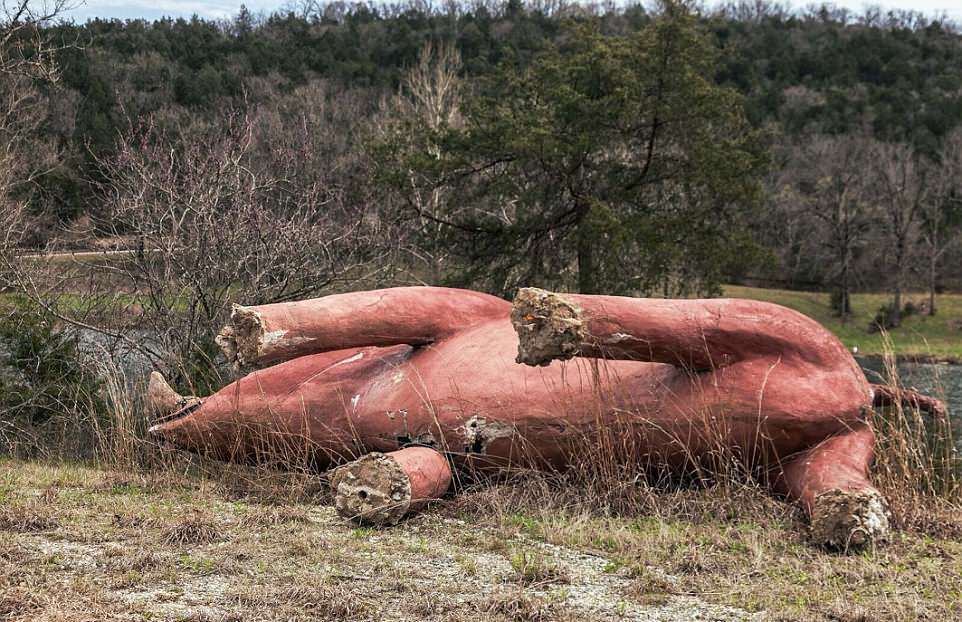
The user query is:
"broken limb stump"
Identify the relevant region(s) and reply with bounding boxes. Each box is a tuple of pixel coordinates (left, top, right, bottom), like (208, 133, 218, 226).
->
(215, 286, 507, 370)
(331, 447, 452, 526)
(147, 286, 940, 550)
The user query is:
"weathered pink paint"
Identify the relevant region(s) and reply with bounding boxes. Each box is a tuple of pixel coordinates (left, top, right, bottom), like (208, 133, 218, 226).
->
(150, 286, 906, 547)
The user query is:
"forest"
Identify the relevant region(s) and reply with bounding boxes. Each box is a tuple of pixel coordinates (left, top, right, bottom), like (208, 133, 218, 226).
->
(5, 0, 962, 325)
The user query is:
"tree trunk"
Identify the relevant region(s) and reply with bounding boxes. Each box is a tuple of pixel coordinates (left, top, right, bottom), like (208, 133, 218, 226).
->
(577, 219, 596, 294)
(928, 250, 937, 316)
(889, 235, 905, 328)
(890, 279, 902, 328)
(839, 251, 851, 323)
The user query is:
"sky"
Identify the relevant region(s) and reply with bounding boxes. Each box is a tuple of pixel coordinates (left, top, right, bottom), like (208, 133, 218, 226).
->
(61, 1, 962, 24)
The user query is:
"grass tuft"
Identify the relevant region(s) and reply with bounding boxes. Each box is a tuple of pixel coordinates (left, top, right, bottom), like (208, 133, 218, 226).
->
(478, 588, 565, 622)
(239, 504, 311, 528)
(162, 511, 222, 546)
(508, 547, 570, 586)
(0, 501, 59, 532)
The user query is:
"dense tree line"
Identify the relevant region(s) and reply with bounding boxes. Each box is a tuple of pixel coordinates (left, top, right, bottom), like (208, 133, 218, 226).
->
(6, 0, 962, 312)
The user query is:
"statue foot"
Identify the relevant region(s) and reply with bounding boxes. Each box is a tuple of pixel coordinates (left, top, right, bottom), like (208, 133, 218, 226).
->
(810, 488, 890, 551)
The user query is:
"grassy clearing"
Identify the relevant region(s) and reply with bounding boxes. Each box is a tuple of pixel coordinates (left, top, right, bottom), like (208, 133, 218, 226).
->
(723, 285, 962, 359)
(0, 459, 749, 622)
(450, 479, 962, 622)
(1, 458, 959, 622)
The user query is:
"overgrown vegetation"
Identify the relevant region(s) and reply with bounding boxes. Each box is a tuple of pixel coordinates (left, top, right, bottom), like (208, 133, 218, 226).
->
(0, 301, 102, 456)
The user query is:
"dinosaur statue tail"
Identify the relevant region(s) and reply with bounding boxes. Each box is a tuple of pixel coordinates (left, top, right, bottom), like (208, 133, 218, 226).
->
(871, 384, 947, 417)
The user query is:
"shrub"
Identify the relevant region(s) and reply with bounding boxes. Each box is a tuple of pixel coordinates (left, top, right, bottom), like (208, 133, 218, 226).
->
(0, 300, 103, 456)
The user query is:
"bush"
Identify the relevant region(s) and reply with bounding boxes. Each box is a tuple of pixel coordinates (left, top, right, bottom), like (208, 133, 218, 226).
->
(0, 301, 102, 455)
(869, 300, 919, 333)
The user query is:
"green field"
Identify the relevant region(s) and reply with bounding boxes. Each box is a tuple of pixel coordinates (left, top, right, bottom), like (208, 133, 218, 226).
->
(723, 285, 962, 360)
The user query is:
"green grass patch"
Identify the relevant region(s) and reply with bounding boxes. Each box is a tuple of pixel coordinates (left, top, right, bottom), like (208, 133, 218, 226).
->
(723, 285, 962, 359)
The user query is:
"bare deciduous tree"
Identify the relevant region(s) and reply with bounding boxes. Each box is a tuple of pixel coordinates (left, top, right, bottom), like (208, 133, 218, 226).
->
(378, 41, 465, 283)
(0, 0, 69, 273)
(872, 141, 928, 327)
(1, 0, 73, 81)
(919, 130, 962, 316)
(5, 105, 392, 392)
(780, 134, 875, 320)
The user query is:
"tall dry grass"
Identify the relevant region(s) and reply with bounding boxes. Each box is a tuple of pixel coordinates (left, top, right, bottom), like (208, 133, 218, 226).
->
(452, 350, 960, 538)
(868, 333, 960, 534)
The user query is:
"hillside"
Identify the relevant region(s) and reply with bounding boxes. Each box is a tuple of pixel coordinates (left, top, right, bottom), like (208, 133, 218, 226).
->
(25, 2, 962, 225)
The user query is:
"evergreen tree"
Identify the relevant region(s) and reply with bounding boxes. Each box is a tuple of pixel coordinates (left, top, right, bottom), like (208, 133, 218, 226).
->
(378, 4, 764, 296)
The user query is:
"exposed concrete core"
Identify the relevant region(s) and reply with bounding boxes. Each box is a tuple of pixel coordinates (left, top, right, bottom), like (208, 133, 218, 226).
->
(332, 452, 412, 526)
(461, 416, 514, 453)
(146, 372, 199, 418)
(810, 488, 890, 550)
(511, 287, 587, 366)
(331, 447, 452, 526)
(215, 305, 264, 370)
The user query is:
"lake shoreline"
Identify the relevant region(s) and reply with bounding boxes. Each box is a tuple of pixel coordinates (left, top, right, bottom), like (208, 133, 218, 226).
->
(856, 353, 962, 366)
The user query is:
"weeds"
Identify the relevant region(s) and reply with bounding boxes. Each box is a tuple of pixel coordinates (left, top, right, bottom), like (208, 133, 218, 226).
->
(623, 565, 676, 607)
(870, 334, 960, 525)
(0, 500, 58, 532)
(508, 547, 570, 586)
(239, 504, 311, 528)
(162, 511, 222, 546)
(479, 588, 566, 622)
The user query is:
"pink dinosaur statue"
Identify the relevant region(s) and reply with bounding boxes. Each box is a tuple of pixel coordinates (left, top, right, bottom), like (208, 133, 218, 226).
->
(149, 286, 936, 549)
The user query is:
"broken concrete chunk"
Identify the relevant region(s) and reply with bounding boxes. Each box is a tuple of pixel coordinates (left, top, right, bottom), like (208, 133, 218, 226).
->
(461, 416, 514, 454)
(510, 287, 587, 366)
(810, 488, 890, 551)
(331, 447, 452, 526)
(215, 304, 265, 371)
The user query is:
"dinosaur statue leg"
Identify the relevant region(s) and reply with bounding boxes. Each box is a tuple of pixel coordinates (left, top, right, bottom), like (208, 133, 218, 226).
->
(216, 286, 507, 370)
(511, 287, 862, 375)
(774, 421, 889, 550)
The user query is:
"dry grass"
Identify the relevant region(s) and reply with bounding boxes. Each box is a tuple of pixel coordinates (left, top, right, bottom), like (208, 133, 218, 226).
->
(0, 499, 59, 532)
(0, 451, 959, 621)
(239, 504, 311, 528)
(162, 510, 222, 545)
(478, 588, 573, 622)
(453, 479, 961, 620)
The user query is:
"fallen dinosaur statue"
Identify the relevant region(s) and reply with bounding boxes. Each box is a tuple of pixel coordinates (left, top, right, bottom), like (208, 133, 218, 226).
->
(147, 286, 945, 550)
